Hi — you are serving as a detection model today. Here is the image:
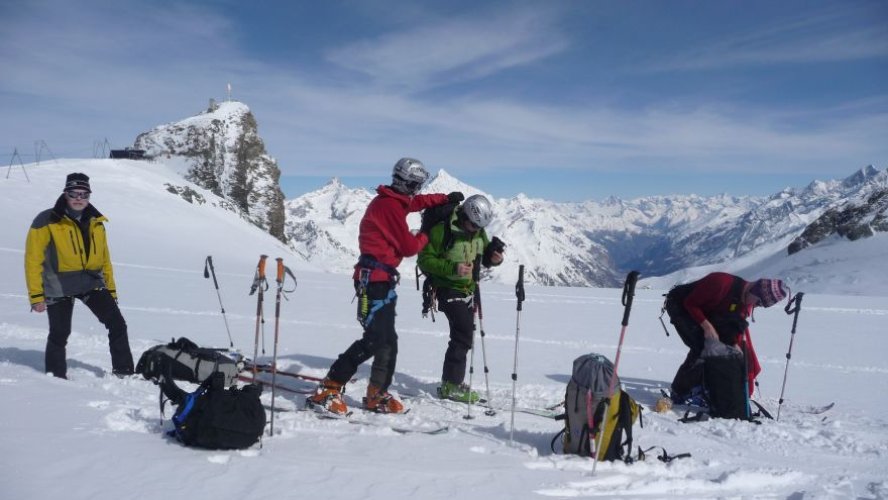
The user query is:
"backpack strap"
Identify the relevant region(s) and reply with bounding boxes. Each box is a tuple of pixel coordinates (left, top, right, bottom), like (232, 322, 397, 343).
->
(750, 400, 774, 420)
(678, 409, 710, 423)
(727, 276, 746, 313)
(638, 446, 692, 463)
(616, 390, 634, 461)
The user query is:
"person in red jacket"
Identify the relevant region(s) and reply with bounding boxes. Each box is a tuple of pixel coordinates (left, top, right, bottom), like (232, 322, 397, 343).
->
(308, 158, 463, 415)
(664, 272, 788, 404)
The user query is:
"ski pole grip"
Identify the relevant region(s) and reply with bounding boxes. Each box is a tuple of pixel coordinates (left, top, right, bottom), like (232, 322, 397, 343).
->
(276, 257, 284, 283)
(516, 265, 526, 311)
(204, 256, 211, 279)
(785, 292, 804, 334)
(257, 255, 268, 279)
(205, 256, 220, 288)
(621, 270, 640, 326)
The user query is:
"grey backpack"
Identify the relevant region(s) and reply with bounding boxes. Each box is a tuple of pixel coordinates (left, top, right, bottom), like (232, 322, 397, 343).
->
(136, 337, 239, 387)
(559, 353, 640, 461)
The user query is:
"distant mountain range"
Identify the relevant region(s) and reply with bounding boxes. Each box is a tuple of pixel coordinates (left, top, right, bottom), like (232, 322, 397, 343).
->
(285, 166, 887, 289)
(123, 100, 885, 292)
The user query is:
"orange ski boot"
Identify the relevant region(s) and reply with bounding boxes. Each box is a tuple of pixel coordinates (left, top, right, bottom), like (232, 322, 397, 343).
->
(363, 384, 406, 414)
(307, 378, 349, 416)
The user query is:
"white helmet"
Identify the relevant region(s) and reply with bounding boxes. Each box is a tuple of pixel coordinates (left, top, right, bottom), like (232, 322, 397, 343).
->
(461, 194, 494, 228)
(391, 157, 429, 195)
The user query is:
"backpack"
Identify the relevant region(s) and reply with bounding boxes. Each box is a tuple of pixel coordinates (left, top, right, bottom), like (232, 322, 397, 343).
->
(162, 371, 266, 450)
(136, 337, 239, 387)
(701, 342, 750, 420)
(420, 202, 458, 250)
(555, 353, 641, 461)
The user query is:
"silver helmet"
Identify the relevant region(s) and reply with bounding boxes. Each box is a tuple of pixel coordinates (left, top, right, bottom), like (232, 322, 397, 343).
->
(461, 194, 494, 229)
(391, 157, 429, 195)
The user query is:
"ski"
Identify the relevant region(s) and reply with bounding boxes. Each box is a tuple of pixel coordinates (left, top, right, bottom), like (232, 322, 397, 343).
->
(243, 362, 325, 383)
(482, 402, 559, 419)
(802, 402, 835, 415)
(405, 391, 558, 419)
(237, 374, 313, 395)
(313, 411, 448, 435)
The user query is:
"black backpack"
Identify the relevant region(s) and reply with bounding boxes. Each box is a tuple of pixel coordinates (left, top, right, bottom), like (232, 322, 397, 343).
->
(420, 202, 459, 250)
(163, 372, 266, 450)
(137, 337, 239, 387)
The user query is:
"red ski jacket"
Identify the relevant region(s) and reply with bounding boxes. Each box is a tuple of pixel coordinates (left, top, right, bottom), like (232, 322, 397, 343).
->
(353, 185, 448, 283)
(683, 272, 762, 394)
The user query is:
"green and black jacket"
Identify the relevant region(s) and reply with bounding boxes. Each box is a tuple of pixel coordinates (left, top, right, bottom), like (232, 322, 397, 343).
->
(417, 208, 498, 294)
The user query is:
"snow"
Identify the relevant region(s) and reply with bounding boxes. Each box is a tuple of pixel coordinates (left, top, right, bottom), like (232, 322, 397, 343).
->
(2, 160, 887, 499)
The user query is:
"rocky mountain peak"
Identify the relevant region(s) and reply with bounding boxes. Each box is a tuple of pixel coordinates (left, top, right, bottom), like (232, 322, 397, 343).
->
(133, 100, 286, 243)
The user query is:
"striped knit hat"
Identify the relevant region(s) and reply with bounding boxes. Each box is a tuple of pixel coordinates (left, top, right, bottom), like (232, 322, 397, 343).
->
(750, 279, 788, 308)
(64, 172, 91, 193)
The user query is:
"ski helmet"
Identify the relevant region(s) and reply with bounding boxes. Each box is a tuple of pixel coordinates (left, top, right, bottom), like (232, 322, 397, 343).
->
(391, 157, 429, 195)
(460, 194, 494, 229)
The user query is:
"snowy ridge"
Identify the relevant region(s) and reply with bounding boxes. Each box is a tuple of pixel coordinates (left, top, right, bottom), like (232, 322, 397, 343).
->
(2, 160, 887, 499)
(285, 166, 888, 294)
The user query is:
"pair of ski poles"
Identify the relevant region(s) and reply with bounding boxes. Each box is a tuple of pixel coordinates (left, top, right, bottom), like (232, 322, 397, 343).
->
(249, 255, 297, 435)
(463, 283, 496, 420)
(205, 255, 297, 436)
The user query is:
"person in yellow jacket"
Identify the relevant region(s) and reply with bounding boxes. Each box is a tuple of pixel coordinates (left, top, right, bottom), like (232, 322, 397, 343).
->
(25, 173, 134, 379)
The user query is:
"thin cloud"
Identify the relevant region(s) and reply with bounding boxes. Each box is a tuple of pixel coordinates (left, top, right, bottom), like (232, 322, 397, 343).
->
(324, 8, 569, 90)
(639, 5, 888, 72)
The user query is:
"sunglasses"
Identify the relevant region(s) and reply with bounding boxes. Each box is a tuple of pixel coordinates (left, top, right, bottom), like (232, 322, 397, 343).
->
(66, 191, 90, 200)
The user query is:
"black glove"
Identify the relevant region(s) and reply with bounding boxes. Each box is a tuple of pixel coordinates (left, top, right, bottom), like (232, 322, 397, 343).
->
(483, 237, 506, 267)
(489, 236, 506, 254)
(447, 191, 464, 204)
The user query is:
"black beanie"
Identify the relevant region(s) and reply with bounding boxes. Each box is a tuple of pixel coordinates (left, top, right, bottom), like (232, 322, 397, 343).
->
(64, 173, 91, 193)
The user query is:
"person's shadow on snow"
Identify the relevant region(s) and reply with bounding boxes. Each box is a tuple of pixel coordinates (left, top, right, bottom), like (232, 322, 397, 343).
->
(0, 347, 104, 378)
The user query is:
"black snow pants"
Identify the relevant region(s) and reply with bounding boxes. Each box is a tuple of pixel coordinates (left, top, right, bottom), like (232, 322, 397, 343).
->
(45, 289, 135, 378)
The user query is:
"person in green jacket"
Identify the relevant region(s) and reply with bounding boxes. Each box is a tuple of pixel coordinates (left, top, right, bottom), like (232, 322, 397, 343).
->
(417, 194, 504, 402)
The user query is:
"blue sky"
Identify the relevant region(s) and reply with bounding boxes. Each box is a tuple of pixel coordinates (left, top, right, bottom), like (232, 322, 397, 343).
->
(1, 0, 885, 201)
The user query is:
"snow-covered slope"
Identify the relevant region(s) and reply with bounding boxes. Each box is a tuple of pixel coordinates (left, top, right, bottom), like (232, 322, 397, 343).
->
(4, 159, 297, 274)
(1, 160, 886, 499)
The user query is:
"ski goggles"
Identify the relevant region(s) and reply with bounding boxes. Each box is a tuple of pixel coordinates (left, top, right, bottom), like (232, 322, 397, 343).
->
(65, 191, 91, 200)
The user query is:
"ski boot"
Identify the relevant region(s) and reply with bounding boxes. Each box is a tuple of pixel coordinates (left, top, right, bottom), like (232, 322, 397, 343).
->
(363, 384, 405, 414)
(307, 378, 349, 416)
(437, 380, 480, 403)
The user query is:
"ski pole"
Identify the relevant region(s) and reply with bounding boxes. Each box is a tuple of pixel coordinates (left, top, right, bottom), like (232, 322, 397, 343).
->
(509, 264, 526, 445)
(204, 255, 234, 348)
(476, 285, 495, 416)
(464, 317, 477, 421)
(777, 291, 804, 421)
(269, 258, 297, 436)
(269, 258, 284, 436)
(249, 255, 268, 377)
(591, 270, 639, 473)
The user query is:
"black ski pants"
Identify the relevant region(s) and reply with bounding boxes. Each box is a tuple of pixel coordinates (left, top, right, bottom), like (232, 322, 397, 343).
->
(45, 289, 135, 378)
(665, 293, 705, 399)
(328, 282, 398, 391)
(437, 288, 475, 385)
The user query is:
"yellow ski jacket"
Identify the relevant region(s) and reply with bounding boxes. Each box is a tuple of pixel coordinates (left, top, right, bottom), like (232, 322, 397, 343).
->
(25, 195, 117, 305)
